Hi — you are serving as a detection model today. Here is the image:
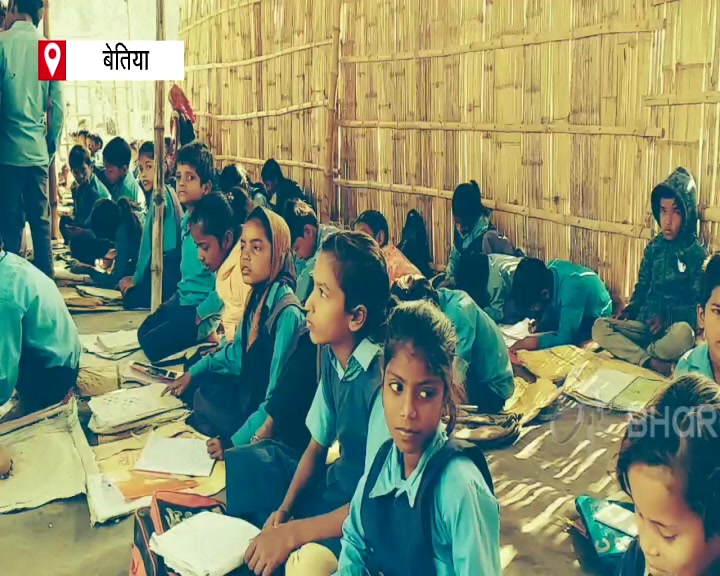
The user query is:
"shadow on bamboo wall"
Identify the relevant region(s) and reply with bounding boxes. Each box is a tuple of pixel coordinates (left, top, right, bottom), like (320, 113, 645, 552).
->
(181, 0, 720, 300)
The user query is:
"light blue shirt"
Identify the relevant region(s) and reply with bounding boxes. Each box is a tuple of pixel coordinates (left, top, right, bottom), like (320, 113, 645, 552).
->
(484, 254, 521, 323)
(0, 251, 81, 404)
(0, 21, 64, 166)
(306, 339, 382, 448)
(189, 283, 305, 445)
(133, 185, 182, 285)
(176, 211, 223, 339)
(295, 224, 338, 304)
(676, 342, 715, 381)
(537, 260, 612, 349)
(111, 171, 147, 213)
(439, 288, 515, 400)
(445, 215, 490, 282)
(335, 428, 502, 576)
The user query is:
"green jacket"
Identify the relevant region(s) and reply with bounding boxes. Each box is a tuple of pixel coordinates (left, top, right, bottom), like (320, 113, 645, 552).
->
(624, 167, 707, 330)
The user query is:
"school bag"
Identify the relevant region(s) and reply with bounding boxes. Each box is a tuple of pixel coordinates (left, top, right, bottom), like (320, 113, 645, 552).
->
(398, 209, 433, 278)
(129, 491, 225, 576)
(360, 438, 494, 576)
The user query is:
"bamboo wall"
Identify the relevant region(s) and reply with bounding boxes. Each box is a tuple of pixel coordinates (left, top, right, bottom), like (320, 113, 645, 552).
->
(181, 0, 720, 298)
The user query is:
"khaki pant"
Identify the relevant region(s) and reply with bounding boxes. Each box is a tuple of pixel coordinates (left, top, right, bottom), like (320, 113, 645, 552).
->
(592, 318, 695, 366)
(286, 543, 338, 576)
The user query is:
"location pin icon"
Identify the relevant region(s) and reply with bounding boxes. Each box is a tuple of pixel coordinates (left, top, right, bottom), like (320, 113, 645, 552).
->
(44, 42, 61, 78)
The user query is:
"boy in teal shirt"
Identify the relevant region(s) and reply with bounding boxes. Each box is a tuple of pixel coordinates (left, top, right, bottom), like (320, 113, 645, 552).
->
(0, 0, 64, 278)
(137, 141, 223, 362)
(102, 136, 147, 214)
(675, 253, 720, 383)
(510, 258, 612, 352)
(283, 199, 338, 303)
(0, 235, 81, 412)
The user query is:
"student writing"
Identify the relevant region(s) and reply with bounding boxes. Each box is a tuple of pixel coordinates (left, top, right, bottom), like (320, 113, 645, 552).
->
(615, 374, 720, 575)
(336, 300, 502, 576)
(102, 136, 147, 214)
(225, 231, 391, 576)
(137, 141, 224, 362)
(261, 158, 308, 215)
(118, 140, 184, 310)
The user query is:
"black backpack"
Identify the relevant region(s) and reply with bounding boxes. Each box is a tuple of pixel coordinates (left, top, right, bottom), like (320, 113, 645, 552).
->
(398, 209, 433, 278)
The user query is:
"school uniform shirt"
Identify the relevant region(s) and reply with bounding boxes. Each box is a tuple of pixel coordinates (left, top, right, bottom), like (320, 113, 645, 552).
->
(445, 215, 491, 282)
(306, 338, 383, 498)
(132, 185, 182, 285)
(177, 211, 224, 340)
(484, 254, 521, 323)
(110, 171, 147, 213)
(189, 283, 304, 444)
(675, 342, 715, 381)
(382, 243, 421, 284)
(73, 174, 111, 228)
(439, 288, 515, 401)
(335, 428, 502, 576)
(0, 251, 81, 404)
(537, 260, 612, 349)
(215, 241, 250, 342)
(253, 191, 269, 208)
(0, 21, 64, 166)
(295, 224, 339, 303)
(89, 222, 141, 289)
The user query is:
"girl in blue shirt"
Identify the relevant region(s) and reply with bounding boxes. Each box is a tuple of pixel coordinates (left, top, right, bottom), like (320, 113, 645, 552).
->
(336, 299, 501, 576)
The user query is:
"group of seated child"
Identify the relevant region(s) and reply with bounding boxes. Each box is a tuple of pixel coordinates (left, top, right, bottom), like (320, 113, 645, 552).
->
(6, 129, 720, 575)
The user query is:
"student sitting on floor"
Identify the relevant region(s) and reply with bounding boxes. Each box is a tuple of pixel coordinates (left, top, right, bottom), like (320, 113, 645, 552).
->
(165, 206, 304, 449)
(189, 190, 253, 343)
(354, 209, 422, 284)
(0, 234, 81, 414)
(675, 253, 720, 383)
(137, 141, 224, 363)
(392, 275, 514, 413)
(86, 133, 103, 166)
(337, 300, 502, 576)
(117, 141, 184, 310)
(455, 248, 523, 324)
(60, 144, 111, 264)
(283, 199, 338, 304)
(510, 258, 612, 352)
(102, 136, 147, 214)
(593, 168, 706, 376)
(72, 197, 143, 290)
(615, 374, 720, 575)
(218, 163, 269, 209)
(261, 158, 308, 215)
(225, 231, 390, 576)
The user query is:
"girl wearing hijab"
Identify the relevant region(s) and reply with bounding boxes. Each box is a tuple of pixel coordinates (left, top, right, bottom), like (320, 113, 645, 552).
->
(166, 206, 306, 450)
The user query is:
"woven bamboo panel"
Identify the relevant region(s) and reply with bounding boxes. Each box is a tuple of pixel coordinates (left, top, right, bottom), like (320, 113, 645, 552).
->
(181, 0, 720, 298)
(178, 0, 338, 219)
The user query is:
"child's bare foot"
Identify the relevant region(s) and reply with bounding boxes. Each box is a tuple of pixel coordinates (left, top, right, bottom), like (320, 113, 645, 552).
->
(645, 358, 674, 377)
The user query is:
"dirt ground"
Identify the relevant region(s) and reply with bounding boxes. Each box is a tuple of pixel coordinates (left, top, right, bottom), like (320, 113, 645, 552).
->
(0, 310, 627, 575)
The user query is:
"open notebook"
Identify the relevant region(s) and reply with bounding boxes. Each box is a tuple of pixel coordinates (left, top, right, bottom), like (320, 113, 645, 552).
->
(149, 511, 260, 576)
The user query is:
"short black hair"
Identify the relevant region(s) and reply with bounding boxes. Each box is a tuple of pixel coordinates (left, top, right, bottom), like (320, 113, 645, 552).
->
(88, 133, 103, 148)
(261, 158, 283, 183)
(176, 140, 214, 184)
(320, 231, 390, 342)
(189, 191, 251, 243)
(68, 145, 93, 170)
(702, 254, 720, 306)
(510, 257, 552, 311)
(103, 136, 132, 169)
(219, 164, 248, 193)
(355, 210, 390, 247)
(13, 0, 44, 26)
(282, 199, 318, 242)
(452, 180, 490, 222)
(390, 274, 440, 307)
(78, 129, 89, 138)
(138, 141, 155, 160)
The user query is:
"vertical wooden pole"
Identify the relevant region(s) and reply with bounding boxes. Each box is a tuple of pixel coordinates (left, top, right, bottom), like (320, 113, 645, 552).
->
(43, 0, 60, 240)
(151, 0, 166, 312)
(323, 0, 342, 222)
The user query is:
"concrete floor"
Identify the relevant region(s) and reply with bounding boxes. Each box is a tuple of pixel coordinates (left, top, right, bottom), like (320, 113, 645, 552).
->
(0, 310, 626, 575)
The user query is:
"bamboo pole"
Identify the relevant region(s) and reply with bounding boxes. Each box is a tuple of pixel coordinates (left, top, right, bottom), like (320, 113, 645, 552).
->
(43, 1, 60, 241)
(323, 0, 342, 222)
(151, 0, 166, 312)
